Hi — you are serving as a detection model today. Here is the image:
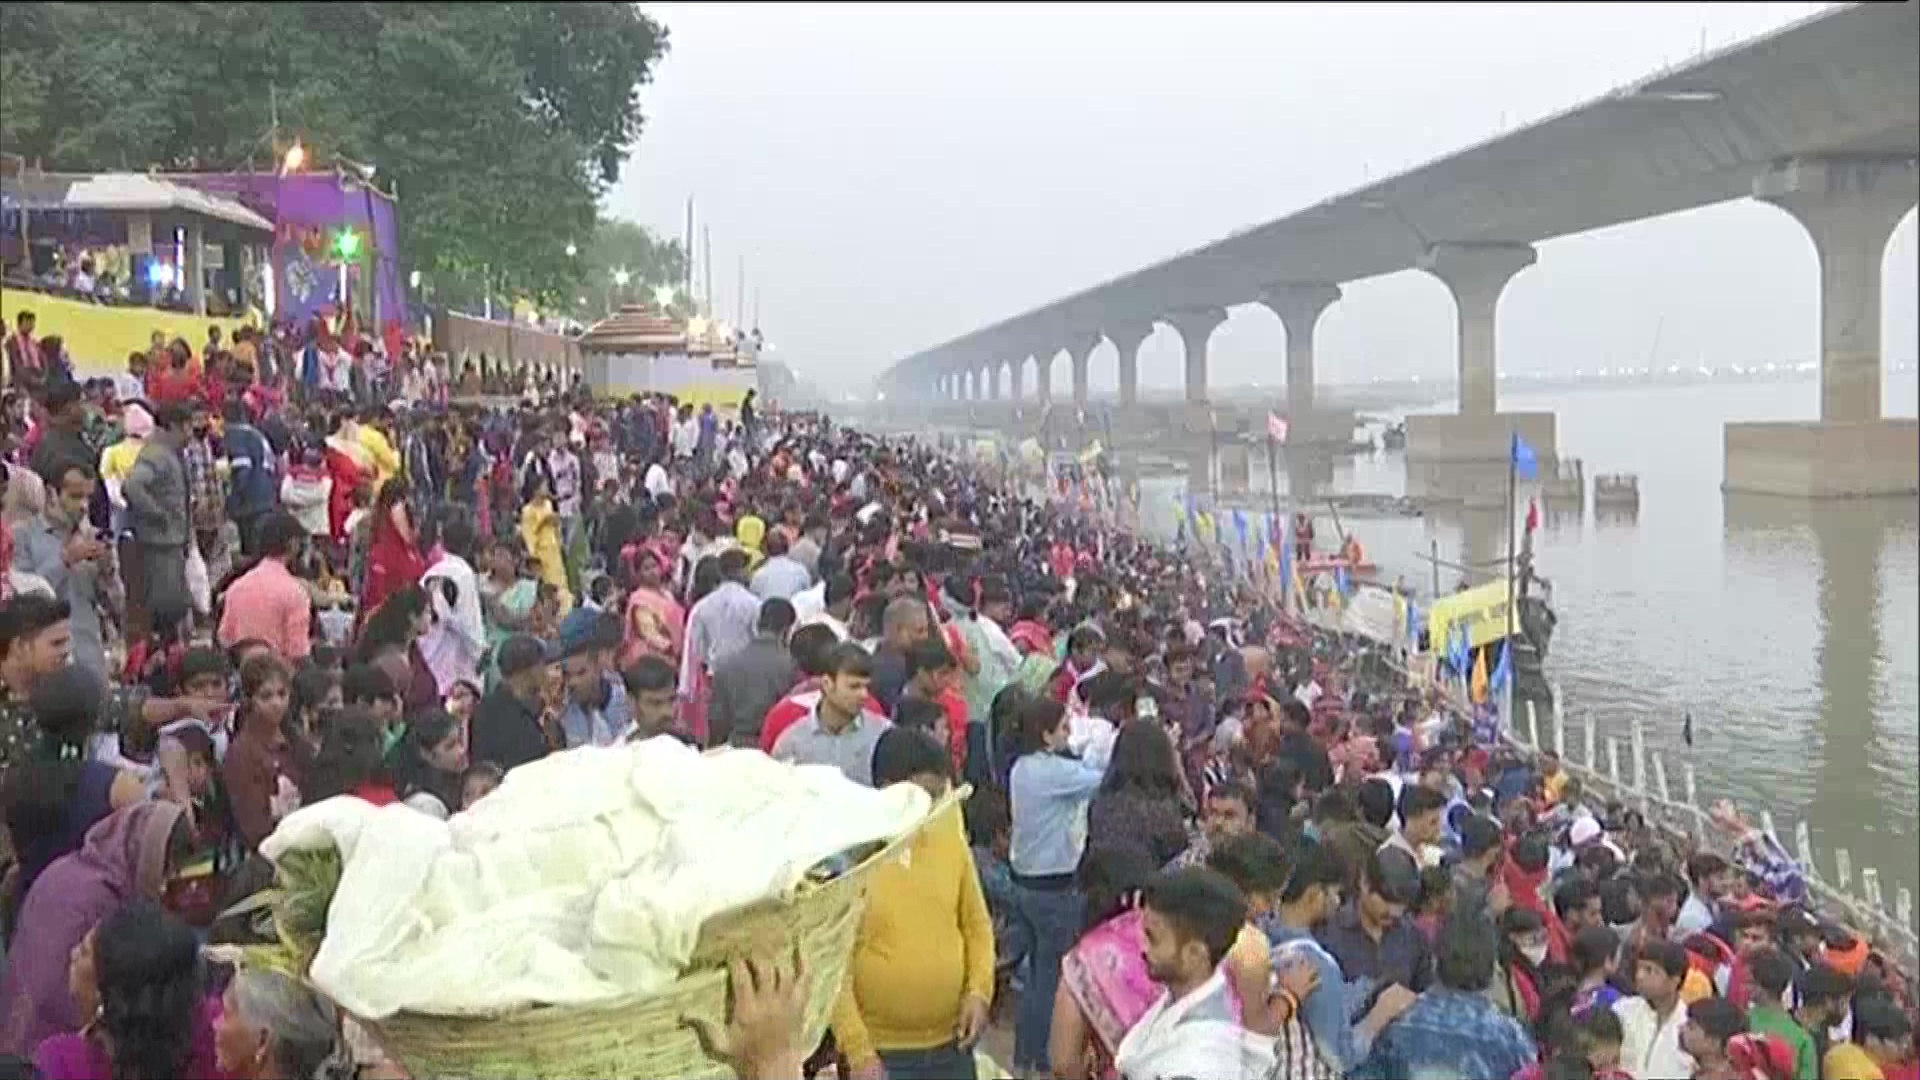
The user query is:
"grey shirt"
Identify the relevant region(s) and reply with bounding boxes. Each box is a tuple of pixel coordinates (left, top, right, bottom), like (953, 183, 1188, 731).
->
(770, 707, 892, 787)
(13, 513, 106, 675)
(709, 635, 797, 747)
(122, 436, 190, 548)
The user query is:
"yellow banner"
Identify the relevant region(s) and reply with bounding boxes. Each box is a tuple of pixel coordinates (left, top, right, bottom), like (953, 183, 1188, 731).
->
(1426, 578, 1514, 650)
(0, 290, 254, 380)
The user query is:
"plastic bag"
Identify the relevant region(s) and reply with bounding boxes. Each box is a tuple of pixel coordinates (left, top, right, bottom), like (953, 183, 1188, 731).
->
(185, 541, 211, 617)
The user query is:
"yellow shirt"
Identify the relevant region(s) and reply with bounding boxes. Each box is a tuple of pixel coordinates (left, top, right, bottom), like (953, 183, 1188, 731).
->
(1679, 966, 1714, 1005)
(830, 804, 994, 1066)
(1542, 770, 1570, 804)
(355, 424, 401, 489)
(519, 498, 568, 594)
(100, 438, 143, 484)
(1824, 1042, 1887, 1080)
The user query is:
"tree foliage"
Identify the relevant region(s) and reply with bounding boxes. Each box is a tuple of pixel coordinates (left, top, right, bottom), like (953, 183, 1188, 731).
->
(0, 2, 670, 309)
(568, 217, 689, 321)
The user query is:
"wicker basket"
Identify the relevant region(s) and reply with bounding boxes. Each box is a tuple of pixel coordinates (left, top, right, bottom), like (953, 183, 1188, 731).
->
(359, 786, 969, 1080)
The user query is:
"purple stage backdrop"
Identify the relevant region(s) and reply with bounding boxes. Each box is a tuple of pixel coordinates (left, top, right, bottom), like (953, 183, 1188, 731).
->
(172, 172, 406, 329)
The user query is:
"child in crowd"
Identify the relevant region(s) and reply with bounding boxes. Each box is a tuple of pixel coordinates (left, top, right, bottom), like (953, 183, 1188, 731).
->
(461, 763, 504, 809)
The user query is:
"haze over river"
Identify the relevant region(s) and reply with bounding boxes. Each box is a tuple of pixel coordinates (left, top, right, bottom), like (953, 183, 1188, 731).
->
(1133, 374, 1919, 911)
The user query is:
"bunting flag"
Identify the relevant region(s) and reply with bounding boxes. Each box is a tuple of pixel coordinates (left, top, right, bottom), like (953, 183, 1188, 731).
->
(1333, 564, 1352, 598)
(1232, 510, 1250, 553)
(1525, 497, 1541, 534)
(1448, 623, 1471, 675)
(1470, 646, 1490, 703)
(1490, 640, 1512, 692)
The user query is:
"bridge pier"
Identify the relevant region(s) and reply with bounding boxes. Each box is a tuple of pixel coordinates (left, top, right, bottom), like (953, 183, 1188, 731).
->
(1033, 348, 1055, 404)
(1068, 334, 1096, 413)
(1108, 321, 1153, 414)
(1726, 155, 1919, 497)
(1259, 283, 1341, 442)
(1410, 242, 1557, 463)
(1166, 306, 1227, 407)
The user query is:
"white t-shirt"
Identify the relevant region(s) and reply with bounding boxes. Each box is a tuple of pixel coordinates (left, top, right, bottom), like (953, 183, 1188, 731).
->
(643, 462, 672, 500)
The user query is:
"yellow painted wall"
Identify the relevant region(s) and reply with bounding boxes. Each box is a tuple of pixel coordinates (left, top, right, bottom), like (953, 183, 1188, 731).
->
(0, 290, 253, 380)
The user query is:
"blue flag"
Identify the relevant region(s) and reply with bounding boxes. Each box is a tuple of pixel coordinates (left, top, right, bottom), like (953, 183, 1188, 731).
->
(1232, 510, 1249, 553)
(1449, 623, 1471, 674)
(1491, 640, 1512, 691)
(1334, 564, 1352, 597)
(1510, 432, 1538, 481)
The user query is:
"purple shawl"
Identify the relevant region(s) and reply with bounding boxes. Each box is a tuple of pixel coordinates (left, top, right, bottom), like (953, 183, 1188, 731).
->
(31, 995, 227, 1080)
(0, 802, 187, 1057)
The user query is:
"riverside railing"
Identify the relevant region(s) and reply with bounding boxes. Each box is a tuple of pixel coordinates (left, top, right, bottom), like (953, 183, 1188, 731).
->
(1508, 681, 1919, 975)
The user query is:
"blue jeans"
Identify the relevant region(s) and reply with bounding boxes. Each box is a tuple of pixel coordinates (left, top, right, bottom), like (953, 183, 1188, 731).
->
(879, 1042, 976, 1080)
(1012, 883, 1082, 1073)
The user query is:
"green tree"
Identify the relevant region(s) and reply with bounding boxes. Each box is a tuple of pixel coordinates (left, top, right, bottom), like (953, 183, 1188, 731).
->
(0, 2, 668, 307)
(570, 217, 688, 321)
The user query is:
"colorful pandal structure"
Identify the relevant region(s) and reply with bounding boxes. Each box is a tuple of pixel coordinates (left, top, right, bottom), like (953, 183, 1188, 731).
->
(576, 304, 762, 410)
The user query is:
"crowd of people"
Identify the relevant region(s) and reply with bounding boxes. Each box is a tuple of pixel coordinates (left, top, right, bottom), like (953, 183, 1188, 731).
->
(0, 305, 1912, 1080)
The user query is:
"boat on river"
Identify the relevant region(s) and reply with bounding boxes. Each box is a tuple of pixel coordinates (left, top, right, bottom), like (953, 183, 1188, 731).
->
(1595, 472, 1641, 509)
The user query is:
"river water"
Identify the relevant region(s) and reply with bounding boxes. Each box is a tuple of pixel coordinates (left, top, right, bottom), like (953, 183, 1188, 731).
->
(1128, 374, 1918, 913)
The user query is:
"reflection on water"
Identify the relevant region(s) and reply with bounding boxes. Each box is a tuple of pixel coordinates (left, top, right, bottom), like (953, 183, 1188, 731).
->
(1145, 375, 1920, 908)
(1722, 494, 1915, 890)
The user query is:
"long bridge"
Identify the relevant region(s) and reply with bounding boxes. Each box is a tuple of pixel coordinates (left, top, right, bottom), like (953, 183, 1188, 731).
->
(876, 2, 1919, 497)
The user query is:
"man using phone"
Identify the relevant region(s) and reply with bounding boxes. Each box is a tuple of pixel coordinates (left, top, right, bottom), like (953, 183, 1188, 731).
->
(12, 460, 112, 676)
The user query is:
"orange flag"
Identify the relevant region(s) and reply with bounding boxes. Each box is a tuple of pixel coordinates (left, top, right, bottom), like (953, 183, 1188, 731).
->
(1470, 646, 1490, 704)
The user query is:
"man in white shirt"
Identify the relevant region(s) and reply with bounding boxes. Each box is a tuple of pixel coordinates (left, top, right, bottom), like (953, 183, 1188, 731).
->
(643, 460, 672, 500)
(1069, 670, 1134, 774)
(418, 516, 487, 694)
(671, 405, 699, 460)
(1114, 869, 1275, 1080)
(795, 572, 854, 641)
(1612, 941, 1696, 1080)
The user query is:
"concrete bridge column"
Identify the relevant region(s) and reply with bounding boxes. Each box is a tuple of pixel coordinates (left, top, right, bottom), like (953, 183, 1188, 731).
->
(1259, 283, 1341, 440)
(1165, 306, 1228, 406)
(1406, 243, 1555, 463)
(1758, 156, 1917, 423)
(1033, 349, 1054, 405)
(1726, 156, 1919, 497)
(1107, 321, 1154, 412)
(1068, 335, 1096, 412)
(1419, 243, 1535, 417)
(980, 363, 995, 401)
(1007, 357, 1025, 403)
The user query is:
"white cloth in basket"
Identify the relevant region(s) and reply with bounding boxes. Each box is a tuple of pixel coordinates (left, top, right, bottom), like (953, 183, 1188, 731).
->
(261, 737, 931, 1019)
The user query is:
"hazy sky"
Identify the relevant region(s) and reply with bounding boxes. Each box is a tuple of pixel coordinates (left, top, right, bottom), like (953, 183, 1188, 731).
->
(610, 2, 1918, 396)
